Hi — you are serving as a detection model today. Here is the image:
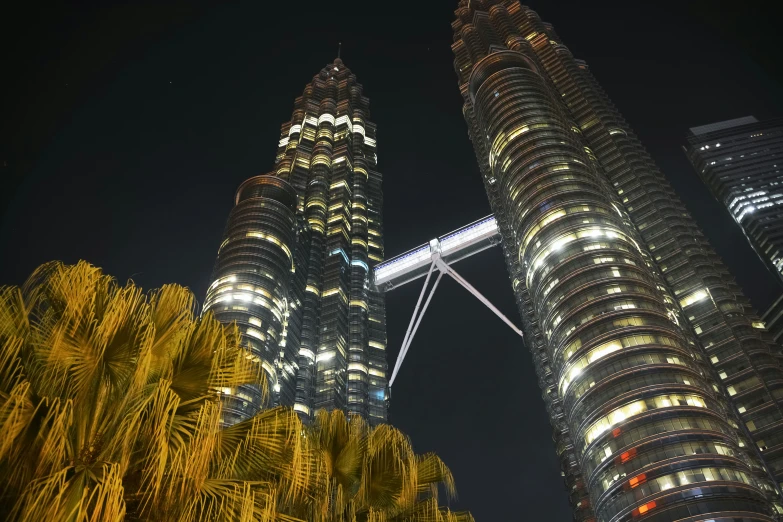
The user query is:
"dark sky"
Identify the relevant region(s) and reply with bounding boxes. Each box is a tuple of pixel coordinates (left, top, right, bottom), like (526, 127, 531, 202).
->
(3, 1, 783, 519)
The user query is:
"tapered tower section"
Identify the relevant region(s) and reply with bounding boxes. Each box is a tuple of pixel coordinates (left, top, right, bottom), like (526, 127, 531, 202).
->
(203, 175, 300, 425)
(204, 58, 387, 427)
(453, 1, 783, 520)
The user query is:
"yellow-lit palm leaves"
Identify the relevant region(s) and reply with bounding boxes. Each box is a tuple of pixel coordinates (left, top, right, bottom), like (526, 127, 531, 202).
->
(0, 261, 473, 522)
(309, 410, 473, 522)
(0, 261, 298, 521)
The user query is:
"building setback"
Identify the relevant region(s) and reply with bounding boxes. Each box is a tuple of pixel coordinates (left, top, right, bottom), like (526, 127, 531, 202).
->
(203, 58, 388, 427)
(685, 116, 783, 285)
(451, 1, 783, 520)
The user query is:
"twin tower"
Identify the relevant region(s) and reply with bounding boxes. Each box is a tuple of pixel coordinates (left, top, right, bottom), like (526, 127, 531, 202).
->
(203, 57, 387, 427)
(205, 1, 783, 520)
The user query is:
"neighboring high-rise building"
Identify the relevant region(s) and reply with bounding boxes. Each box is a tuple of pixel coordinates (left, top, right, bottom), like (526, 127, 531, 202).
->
(685, 117, 783, 360)
(451, 1, 783, 520)
(685, 116, 783, 284)
(203, 58, 388, 427)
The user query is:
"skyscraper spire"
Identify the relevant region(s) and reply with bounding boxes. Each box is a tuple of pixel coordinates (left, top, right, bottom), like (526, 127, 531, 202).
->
(452, 1, 783, 520)
(337, 41, 342, 59)
(203, 59, 387, 427)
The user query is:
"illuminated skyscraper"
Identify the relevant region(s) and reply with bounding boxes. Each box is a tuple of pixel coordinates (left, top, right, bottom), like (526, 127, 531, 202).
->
(685, 117, 783, 285)
(203, 58, 388, 427)
(452, 1, 783, 520)
(686, 117, 783, 361)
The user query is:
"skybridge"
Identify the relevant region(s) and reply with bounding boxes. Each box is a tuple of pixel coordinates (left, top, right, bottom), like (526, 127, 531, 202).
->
(371, 215, 524, 387)
(372, 215, 501, 291)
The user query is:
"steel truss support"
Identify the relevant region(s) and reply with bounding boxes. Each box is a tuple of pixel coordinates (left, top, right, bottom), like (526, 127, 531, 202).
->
(388, 253, 523, 387)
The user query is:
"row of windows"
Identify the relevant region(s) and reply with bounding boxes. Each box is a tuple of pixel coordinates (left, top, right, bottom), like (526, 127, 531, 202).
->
(598, 466, 755, 521)
(565, 350, 696, 408)
(529, 238, 635, 293)
(549, 294, 664, 348)
(582, 413, 733, 477)
(540, 258, 643, 317)
(572, 370, 706, 432)
(584, 393, 709, 446)
(559, 333, 685, 395)
(593, 438, 737, 497)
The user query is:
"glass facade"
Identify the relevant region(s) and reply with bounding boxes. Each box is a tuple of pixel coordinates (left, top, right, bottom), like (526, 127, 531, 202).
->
(452, 1, 783, 520)
(685, 117, 783, 285)
(203, 58, 388, 427)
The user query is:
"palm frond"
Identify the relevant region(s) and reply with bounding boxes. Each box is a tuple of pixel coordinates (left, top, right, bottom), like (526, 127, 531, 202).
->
(0, 336, 32, 458)
(415, 453, 456, 499)
(147, 284, 197, 367)
(357, 424, 417, 514)
(314, 409, 366, 491)
(390, 498, 475, 522)
(8, 466, 75, 521)
(0, 285, 30, 344)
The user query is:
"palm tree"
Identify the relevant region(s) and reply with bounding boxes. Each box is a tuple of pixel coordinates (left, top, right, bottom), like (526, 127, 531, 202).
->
(307, 409, 473, 522)
(0, 261, 472, 522)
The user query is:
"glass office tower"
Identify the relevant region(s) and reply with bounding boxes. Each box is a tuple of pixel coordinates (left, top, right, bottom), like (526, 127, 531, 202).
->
(685, 117, 783, 352)
(685, 117, 783, 286)
(203, 58, 388, 427)
(452, 1, 783, 520)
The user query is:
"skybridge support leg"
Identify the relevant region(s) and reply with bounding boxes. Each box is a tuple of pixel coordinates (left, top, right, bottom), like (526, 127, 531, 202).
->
(389, 257, 524, 388)
(435, 259, 524, 338)
(397, 261, 435, 361)
(390, 262, 441, 386)
(396, 272, 443, 375)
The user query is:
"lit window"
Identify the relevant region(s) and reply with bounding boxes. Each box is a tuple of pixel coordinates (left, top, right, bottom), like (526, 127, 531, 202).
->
(584, 394, 705, 445)
(679, 289, 708, 308)
(348, 363, 368, 373)
(316, 351, 336, 363)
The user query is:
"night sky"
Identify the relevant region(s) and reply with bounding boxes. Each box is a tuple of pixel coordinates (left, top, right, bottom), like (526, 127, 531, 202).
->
(3, 1, 783, 519)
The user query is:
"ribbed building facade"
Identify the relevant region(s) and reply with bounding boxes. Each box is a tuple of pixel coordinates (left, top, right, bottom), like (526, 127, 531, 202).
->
(685, 117, 783, 285)
(452, 1, 783, 521)
(203, 58, 388, 427)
